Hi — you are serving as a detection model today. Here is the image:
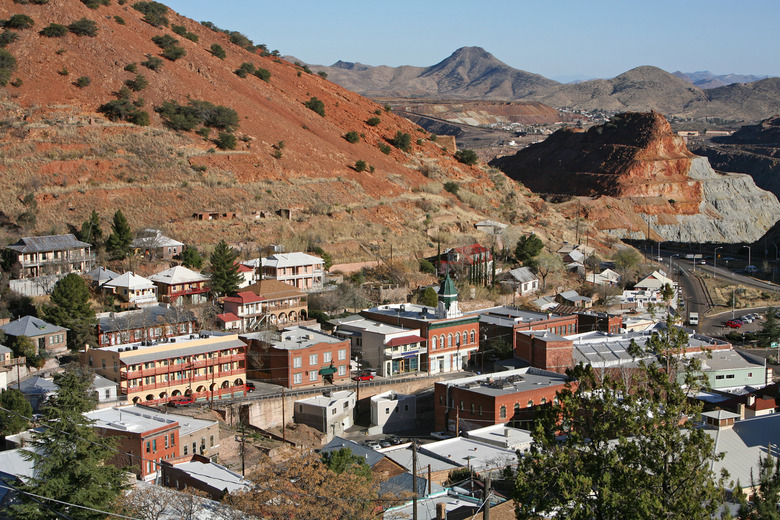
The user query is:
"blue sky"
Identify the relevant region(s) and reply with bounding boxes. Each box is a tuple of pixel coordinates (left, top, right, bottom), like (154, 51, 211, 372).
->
(162, 0, 780, 81)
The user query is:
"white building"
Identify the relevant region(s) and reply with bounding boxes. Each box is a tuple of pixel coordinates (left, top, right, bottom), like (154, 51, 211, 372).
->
(262, 252, 324, 292)
(294, 390, 355, 438)
(464, 423, 534, 453)
(103, 272, 158, 307)
(370, 391, 416, 434)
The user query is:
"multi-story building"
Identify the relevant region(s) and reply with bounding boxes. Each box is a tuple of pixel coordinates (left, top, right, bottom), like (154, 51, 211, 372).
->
(370, 391, 416, 434)
(262, 252, 324, 291)
(0, 315, 68, 356)
(433, 368, 570, 432)
(131, 229, 185, 261)
(81, 334, 247, 406)
(103, 271, 158, 308)
(360, 274, 479, 374)
(242, 326, 350, 388)
(149, 266, 210, 305)
(5, 234, 94, 279)
(85, 405, 219, 481)
(294, 390, 356, 438)
(96, 304, 197, 348)
(222, 280, 308, 331)
(331, 317, 426, 377)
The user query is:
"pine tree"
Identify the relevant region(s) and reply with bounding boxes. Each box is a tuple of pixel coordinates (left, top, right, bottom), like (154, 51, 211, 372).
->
(105, 209, 133, 259)
(78, 210, 103, 249)
(758, 306, 780, 349)
(738, 452, 780, 519)
(514, 233, 543, 266)
(42, 273, 96, 351)
(208, 240, 242, 297)
(12, 366, 127, 519)
(0, 388, 32, 438)
(180, 245, 204, 269)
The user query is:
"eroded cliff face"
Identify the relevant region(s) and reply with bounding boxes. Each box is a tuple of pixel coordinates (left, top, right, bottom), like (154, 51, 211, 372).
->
(490, 112, 780, 243)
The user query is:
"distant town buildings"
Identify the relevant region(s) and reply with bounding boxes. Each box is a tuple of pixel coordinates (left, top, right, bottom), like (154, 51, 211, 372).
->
(262, 252, 325, 291)
(0, 315, 68, 356)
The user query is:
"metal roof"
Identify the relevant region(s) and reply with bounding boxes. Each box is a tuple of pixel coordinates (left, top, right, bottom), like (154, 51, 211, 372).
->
(100, 336, 245, 363)
(0, 315, 67, 337)
(6, 234, 91, 253)
(98, 305, 196, 333)
(262, 252, 323, 268)
(149, 266, 209, 285)
(85, 405, 216, 437)
(319, 436, 385, 468)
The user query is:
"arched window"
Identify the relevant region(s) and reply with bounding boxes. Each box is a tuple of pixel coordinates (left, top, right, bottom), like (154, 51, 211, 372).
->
(527, 400, 534, 407)
(470, 330, 476, 344)
(553, 396, 559, 406)
(440, 335, 445, 350)
(447, 334, 453, 347)
(431, 336, 437, 350)
(455, 333, 460, 346)
(462, 331, 468, 344)
(540, 397, 547, 405)
(499, 405, 507, 419)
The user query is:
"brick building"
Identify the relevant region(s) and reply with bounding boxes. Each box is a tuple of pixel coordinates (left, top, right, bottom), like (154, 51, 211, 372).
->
(434, 368, 570, 432)
(242, 326, 350, 388)
(515, 330, 574, 373)
(0, 316, 68, 356)
(222, 279, 308, 332)
(262, 252, 324, 292)
(96, 304, 197, 348)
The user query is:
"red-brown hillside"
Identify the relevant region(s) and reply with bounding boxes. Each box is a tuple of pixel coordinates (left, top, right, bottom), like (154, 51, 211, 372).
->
(0, 0, 566, 260)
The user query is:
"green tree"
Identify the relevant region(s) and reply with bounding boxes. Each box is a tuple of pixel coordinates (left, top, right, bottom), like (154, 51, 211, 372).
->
(208, 240, 242, 297)
(304, 96, 325, 117)
(39, 23, 67, 37)
(210, 43, 226, 59)
(43, 273, 96, 351)
(12, 366, 127, 519)
(418, 258, 435, 274)
(354, 159, 367, 172)
(0, 388, 32, 438)
(366, 116, 380, 126)
(535, 251, 564, 290)
(8, 335, 44, 368)
(214, 131, 237, 150)
(180, 245, 203, 269)
(613, 248, 641, 271)
(311, 246, 332, 271)
(321, 447, 371, 480)
(514, 234, 543, 265)
(105, 210, 133, 259)
(78, 210, 103, 248)
(345, 131, 360, 143)
(5, 14, 34, 30)
(758, 306, 780, 349)
(0, 48, 17, 86)
(390, 131, 411, 152)
(420, 286, 438, 307)
(443, 181, 459, 194)
(454, 149, 478, 166)
(253, 67, 271, 82)
(514, 327, 726, 520)
(74, 75, 91, 88)
(738, 452, 780, 519)
(67, 18, 99, 36)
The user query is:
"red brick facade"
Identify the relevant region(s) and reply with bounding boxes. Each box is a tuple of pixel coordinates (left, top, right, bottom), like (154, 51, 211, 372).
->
(514, 332, 574, 373)
(247, 337, 351, 388)
(97, 422, 179, 481)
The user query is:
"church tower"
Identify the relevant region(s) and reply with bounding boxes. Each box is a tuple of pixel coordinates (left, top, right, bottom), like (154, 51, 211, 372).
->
(436, 272, 462, 319)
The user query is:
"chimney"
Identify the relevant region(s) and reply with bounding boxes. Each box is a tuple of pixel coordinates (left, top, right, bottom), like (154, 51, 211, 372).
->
(747, 395, 756, 407)
(738, 403, 746, 420)
(436, 502, 447, 520)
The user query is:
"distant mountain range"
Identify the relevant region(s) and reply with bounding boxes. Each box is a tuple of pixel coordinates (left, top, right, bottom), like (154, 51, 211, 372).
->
(306, 47, 780, 121)
(672, 71, 769, 89)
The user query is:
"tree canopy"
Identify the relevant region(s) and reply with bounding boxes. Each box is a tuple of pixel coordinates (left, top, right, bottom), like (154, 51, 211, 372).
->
(208, 240, 242, 297)
(514, 233, 543, 266)
(42, 273, 96, 351)
(105, 210, 133, 259)
(180, 245, 204, 269)
(78, 210, 103, 249)
(0, 388, 32, 438)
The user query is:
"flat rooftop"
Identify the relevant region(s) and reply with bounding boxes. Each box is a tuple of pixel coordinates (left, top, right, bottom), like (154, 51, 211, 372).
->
(419, 437, 518, 473)
(272, 326, 345, 350)
(296, 390, 354, 407)
(440, 367, 569, 397)
(85, 405, 216, 436)
(94, 335, 246, 366)
(334, 318, 413, 335)
(171, 459, 250, 494)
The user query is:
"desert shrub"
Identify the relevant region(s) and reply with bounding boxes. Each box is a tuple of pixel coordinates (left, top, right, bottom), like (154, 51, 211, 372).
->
(128, 110, 149, 126)
(304, 97, 325, 117)
(454, 149, 478, 165)
(124, 73, 147, 91)
(421, 181, 443, 194)
(238, 62, 255, 73)
(345, 131, 360, 144)
(253, 67, 270, 82)
(39, 23, 67, 37)
(228, 30, 254, 50)
(124, 62, 137, 73)
(354, 160, 367, 172)
(161, 45, 185, 61)
(417, 139, 424, 145)
(196, 127, 210, 139)
(318, 70, 328, 79)
(14, 0, 50, 3)
(0, 31, 19, 47)
(443, 181, 459, 195)
(430, 134, 438, 142)
(419, 258, 435, 274)
(151, 34, 177, 49)
(141, 55, 163, 71)
(133, 1, 168, 27)
(156, 99, 239, 132)
(68, 18, 99, 36)
(132, 98, 144, 107)
(234, 68, 248, 78)
(58, 66, 69, 76)
(390, 131, 411, 152)
(80, 0, 109, 8)
(214, 131, 236, 150)
(366, 116, 380, 126)
(171, 24, 198, 42)
(10, 77, 21, 87)
(457, 189, 486, 210)
(210, 43, 226, 59)
(116, 85, 131, 99)
(98, 99, 147, 126)
(378, 143, 391, 154)
(383, 103, 392, 112)
(74, 75, 91, 88)
(114, 16, 125, 25)
(5, 15, 34, 30)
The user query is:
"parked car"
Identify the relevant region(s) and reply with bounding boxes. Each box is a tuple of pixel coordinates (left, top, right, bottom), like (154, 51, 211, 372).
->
(385, 434, 402, 445)
(378, 439, 392, 448)
(431, 431, 455, 440)
(726, 320, 742, 328)
(365, 440, 382, 450)
(170, 396, 194, 407)
(746, 265, 758, 274)
(245, 382, 256, 392)
(352, 372, 375, 381)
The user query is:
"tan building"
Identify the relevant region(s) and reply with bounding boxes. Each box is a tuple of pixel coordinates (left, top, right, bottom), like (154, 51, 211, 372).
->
(222, 279, 308, 332)
(5, 234, 94, 279)
(81, 334, 247, 406)
(262, 252, 324, 291)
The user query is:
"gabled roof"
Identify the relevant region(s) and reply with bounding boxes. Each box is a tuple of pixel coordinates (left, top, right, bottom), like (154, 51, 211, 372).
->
(149, 266, 209, 285)
(235, 264, 254, 273)
(506, 267, 537, 283)
(216, 312, 240, 323)
(18, 375, 59, 396)
(222, 291, 265, 305)
(98, 305, 196, 332)
(558, 290, 591, 303)
(242, 279, 306, 300)
(0, 315, 67, 338)
(0, 344, 11, 355)
(262, 252, 324, 268)
(131, 231, 184, 249)
(103, 271, 155, 291)
(87, 266, 120, 285)
(6, 234, 91, 253)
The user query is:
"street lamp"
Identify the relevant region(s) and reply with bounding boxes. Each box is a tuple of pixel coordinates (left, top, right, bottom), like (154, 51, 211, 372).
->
(714, 247, 722, 277)
(744, 245, 752, 268)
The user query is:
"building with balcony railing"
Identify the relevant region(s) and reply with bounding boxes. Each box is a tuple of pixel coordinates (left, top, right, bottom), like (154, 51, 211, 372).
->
(149, 266, 210, 305)
(96, 304, 198, 348)
(103, 271, 158, 308)
(261, 252, 324, 291)
(221, 279, 308, 332)
(5, 234, 94, 280)
(80, 334, 247, 406)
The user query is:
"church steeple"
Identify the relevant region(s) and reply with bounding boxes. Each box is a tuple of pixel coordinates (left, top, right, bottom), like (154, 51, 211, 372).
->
(436, 272, 462, 319)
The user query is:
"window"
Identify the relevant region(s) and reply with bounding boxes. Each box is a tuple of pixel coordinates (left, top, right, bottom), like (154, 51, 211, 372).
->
(293, 357, 302, 368)
(386, 408, 390, 414)
(309, 354, 318, 365)
(309, 371, 318, 382)
(440, 335, 445, 350)
(338, 349, 346, 360)
(102, 359, 106, 369)
(540, 397, 547, 404)
(146, 441, 151, 453)
(470, 403, 475, 415)
(113, 361, 118, 373)
(323, 352, 332, 363)
(459, 400, 464, 411)
(447, 334, 453, 347)
(332, 407, 337, 415)
(299, 405, 303, 412)
(462, 332, 467, 345)
(210, 435, 214, 447)
(404, 404, 409, 411)
(170, 433, 175, 447)
(500, 405, 506, 419)
(715, 375, 725, 380)
(184, 445, 188, 456)
(527, 400, 534, 407)
(338, 365, 346, 376)
(478, 405, 483, 416)
(165, 436, 169, 449)
(514, 403, 520, 413)
(104, 389, 110, 399)
(726, 374, 735, 379)
(748, 372, 753, 377)
(293, 373, 303, 384)
(431, 336, 437, 350)
(470, 330, 476, 344)
(152, 439, 157, 452)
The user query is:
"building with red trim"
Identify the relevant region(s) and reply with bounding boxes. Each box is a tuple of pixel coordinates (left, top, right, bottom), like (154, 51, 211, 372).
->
(221, 280, 308, 332)
(149, 266, 210, 305)
(435, 243, 493, 286)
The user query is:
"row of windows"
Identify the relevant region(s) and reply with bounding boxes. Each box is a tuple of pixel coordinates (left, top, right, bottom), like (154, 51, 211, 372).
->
(48, 333, 65, 345)
(448, 397, 559, 417)
(146, 433, 176, 454)
(714, 373, 739, 380)
(292, 349, 347, 368)
(539, 323, 576, 336)
(430, 330, 477, 351)
(292, 365, 347, 384)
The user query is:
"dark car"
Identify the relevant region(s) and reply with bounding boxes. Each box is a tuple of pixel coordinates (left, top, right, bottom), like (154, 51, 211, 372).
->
(245, 382, 256, 392)
(726, 320, 742, 328)
(352, 372, 375, 381)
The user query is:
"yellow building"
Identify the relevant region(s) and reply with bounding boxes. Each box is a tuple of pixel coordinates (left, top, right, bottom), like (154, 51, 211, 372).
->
(81, 334, 247, 406)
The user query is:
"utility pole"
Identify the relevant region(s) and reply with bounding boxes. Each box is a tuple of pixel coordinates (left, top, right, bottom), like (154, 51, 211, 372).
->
(240, 419, 246, 477)
(455, 406, 460, 437)
(412, 441, 418, 520)
(281, 388, 286, 443)
(485, 473, 492, 520)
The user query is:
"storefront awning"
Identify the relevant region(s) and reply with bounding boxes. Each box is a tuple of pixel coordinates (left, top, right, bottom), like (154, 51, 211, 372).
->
(386, 335, 426, 348)
(318, 366, 337, 375)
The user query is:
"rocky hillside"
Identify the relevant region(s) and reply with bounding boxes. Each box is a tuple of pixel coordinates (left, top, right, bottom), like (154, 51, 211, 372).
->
(489, 112, 780, 243)
(0, 0, 576, 262)
(311, 49, 780, 121)
(673, 70, 769, 89)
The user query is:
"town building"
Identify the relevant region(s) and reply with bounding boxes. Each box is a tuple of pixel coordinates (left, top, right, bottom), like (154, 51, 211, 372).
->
(85, 405, 219, 481)
(381, 445, 461, 486)
(236, 263, 256, 288)
(0, 316, 68, 356)
(131, 229, 185, 261)
(690, 350, 768, 392)
(361, 274, 480, 374)
(435, 243, 493, 286)
(87, 266, 120, 288)
(4, 234, 94, 280)
(497, 267, 539, 297)
(370, 391, 416, 434)
(0, 344, 11, 364)
(262, 252, 325, 291)
(160, 454, 250, 499)
(148, 266, 210, 305)
(464, 424, 534, 453)
(81, 334, 247, 406)
(102, 271, 158, 308)
(96, 304, 197, 348)
(433, 368, 570, 432)
(418, 437, 518, 475)
(475, 306, 579, 354)
(294, 390, 356, 438)
(242, 326, 350, 388)
(319, 437, 406, 481)
(575, 311, 622, 334)
(555, 290, 593, 308)
(634, 270, 676, 291)
(330, 317, 426, 377)
(18, 373, 118, 411)
(585, 268, 621, 286)
(221, 279, 308, 332)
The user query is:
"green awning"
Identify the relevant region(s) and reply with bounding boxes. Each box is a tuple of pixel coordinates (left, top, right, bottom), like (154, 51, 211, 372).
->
(318, 366, 337, 375)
